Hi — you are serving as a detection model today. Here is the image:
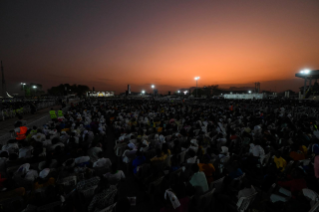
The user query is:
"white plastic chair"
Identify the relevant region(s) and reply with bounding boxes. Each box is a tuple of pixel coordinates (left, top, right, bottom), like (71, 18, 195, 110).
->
(303, 188, 319, 207)
(237, 192, 258, 212)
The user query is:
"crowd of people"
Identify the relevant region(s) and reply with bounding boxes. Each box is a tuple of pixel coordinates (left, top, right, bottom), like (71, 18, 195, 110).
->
(0, 98, 319, 212)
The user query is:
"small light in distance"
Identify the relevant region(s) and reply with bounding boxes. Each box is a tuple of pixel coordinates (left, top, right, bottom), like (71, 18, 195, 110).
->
(248, 90, 252, 94)
(184, 91, 188, 95)
(177, 90, 180, 93)
(194, 77, 200, 80)
(151, 85, 155, 89)
(141, 90, 145, 94)
(33, 85, 37, 89)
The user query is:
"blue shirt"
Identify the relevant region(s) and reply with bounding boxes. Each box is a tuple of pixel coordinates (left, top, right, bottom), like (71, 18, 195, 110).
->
(132, 156, 146, 174)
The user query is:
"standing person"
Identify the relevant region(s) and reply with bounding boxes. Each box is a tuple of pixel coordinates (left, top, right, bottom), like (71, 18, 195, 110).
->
(58, 108, 63, 118)
(14, 121, 28, 141)
(49, 108, 57, 120)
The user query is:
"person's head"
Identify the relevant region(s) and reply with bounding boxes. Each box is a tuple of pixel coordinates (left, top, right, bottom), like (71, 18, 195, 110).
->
(275, 151, 281, 158)
(51, 137, 60, 145)
(111, 163, 118, 173)
(97, 151, 104, 159)
(156, 148, 162, 157)
(115, 198, 131, 212)
(292, 168, 304, 179)
(46, 134, 51, 140)
(201, 154, 210, 164)
(22, 140, 31, 147)
(0, 151, 8, 158)
(14, 121, 22, 128)
(162, 143, 169, 154)
(191, 164, 199, 173)
(95, 178, 109, 194)
(243, 178, 252, 189)
(9, 153, 18, 161)
(188, 149, 196, 158)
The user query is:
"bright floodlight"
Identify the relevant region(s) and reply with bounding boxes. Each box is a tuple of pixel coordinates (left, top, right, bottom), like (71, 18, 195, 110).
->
(184, 91, 188, 95)
(194, 76, 200, 80)
(33, 85, 37, 89)
(300, 69, 310, 74)
(177, 90, 180, 93)
(21, 82, 26, 85)
(248, 90, 252, 94)
(141, 90, 145, 94)
(151, 85, 155, 89)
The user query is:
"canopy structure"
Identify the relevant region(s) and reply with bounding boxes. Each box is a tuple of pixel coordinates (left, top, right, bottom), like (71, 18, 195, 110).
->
(295, 70, 319, 98)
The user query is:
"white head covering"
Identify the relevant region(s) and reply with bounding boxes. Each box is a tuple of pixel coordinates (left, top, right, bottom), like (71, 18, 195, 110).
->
(221, 146, 229, 154)
(164, 189, 181, 209)
(16, 163, 30, 175)
(190, 139, 198, 146)
(39, 168, 50, 179)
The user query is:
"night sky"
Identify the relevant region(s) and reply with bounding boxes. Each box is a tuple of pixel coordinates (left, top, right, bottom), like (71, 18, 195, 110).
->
(1, 0, 319, 94)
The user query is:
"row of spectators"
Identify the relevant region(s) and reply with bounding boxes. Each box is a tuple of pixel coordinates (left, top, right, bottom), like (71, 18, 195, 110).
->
(0, 98, 319, 212)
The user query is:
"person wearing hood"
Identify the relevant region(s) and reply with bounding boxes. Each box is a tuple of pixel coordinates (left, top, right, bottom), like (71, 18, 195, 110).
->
(33, 168, 55, 190)
(13, 163, 38, 184)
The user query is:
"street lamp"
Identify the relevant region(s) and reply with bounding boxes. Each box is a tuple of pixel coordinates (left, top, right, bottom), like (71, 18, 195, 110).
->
(33, 85, 37, 98)
(248, 90, 252, 94)
(300, 69, 310, 74)
(141, 90, 145, 94)
(194, 77, 200, 97)
(151, 84, 155, 89)
(177, 90, 180, 93)
(21, 82, 26, 97)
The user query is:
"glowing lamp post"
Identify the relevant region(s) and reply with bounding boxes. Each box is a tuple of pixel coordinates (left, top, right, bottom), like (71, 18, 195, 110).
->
(194, 76, 200, 97)
(300, 69, 311, 98)
(141, 90, 145, 94)
(21, 82, 26, 97)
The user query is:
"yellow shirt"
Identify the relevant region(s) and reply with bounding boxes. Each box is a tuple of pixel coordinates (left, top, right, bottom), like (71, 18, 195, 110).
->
(33, 178, 55, 190)
(150, 153, 168, 162)
(274, 156, 287, 171)
(300, 145, 308, 156)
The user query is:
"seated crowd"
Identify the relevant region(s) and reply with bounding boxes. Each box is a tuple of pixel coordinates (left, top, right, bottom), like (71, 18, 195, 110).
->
(0, 98, 318, 212)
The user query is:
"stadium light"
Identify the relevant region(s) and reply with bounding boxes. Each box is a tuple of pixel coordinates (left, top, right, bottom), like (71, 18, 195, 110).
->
(33, 85, 37, 89)
(248, 90, 252, 94)
(151, 84, 155, 89)
(141, 90, 145, 94)
(177, 90, 180, 93)
(300, 69, 310, 74)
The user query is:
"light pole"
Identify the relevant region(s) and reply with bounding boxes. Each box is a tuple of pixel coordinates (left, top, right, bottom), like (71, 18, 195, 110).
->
(194, 77, 200, 97)
(151, 84, 155, 95)
(33, 85, 37, 98)
(21, 82, 26, 98)
(141, 90, 145, 94)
